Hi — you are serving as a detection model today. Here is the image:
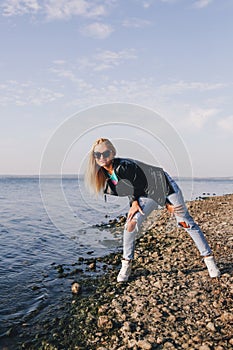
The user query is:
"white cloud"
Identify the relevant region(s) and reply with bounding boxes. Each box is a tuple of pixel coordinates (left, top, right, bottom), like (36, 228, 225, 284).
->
(52, 60, 66, 65)
(217, 115, 233, 133)
(49, 67, 94, 91)
(140, 0, 212, 10)
(28, 87, 64, 105)
(159, 80, 226, 95)
(50, 68, 77, 81)
(122, 17, 153, 28)
(1, 0, 40, 16)
(80, 22, 114, 39)
(189, 108, 218, 129)
(0, 80, 63, 106)
(93, 49, 137, 71)
(50, 49, 137, 77)
(142, 2, 151, 9)
(44, 0, 92, 20)
(1, 0, 111, 20)
(193, 0, 213, 9)
(141, 0, 178, 7)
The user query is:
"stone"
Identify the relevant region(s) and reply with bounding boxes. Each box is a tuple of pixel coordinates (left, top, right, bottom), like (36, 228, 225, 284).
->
(199, 345, 211, 350)
(137, 339, 152, 350)
(206, 322, 216, 332)
(71, 282, 81, 294)
(97, 315, 113, 329)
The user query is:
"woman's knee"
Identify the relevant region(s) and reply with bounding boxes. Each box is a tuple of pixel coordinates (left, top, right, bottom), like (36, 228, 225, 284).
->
(125, 219, 137, 232)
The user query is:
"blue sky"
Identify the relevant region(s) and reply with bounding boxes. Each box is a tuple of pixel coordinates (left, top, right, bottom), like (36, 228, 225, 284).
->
(0, 0, 233, 177)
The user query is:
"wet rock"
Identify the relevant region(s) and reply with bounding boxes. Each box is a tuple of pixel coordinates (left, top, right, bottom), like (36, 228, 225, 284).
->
(97, 315, 113, 329)
(71, 282, 81, 294)
(88, 262, 96, 270)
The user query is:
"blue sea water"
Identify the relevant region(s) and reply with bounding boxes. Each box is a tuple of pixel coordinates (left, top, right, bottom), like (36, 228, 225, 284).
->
(0, 176, 232, 346)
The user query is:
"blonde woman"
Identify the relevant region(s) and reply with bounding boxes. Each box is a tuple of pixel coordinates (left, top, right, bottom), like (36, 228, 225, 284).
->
(85, 138, 220, 282)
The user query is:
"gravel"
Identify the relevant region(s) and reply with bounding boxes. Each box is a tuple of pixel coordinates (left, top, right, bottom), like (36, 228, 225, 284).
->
(16, 194, 233, 349)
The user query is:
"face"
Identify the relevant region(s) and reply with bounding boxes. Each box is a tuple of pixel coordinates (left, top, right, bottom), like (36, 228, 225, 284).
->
(93, 142, 114, 168)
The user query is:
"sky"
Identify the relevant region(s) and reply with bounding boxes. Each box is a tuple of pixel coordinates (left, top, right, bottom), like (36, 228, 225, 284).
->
(0, 0, 233, 177)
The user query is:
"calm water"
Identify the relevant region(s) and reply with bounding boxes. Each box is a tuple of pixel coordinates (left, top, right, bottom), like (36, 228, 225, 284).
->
(0, 176, 232, 345)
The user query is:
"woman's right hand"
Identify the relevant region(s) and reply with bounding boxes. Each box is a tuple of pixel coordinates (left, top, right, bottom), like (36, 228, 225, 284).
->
(127, 200, 144, 221)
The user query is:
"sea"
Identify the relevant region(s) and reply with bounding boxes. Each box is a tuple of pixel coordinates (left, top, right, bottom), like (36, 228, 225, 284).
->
(0, 175, 232, 347)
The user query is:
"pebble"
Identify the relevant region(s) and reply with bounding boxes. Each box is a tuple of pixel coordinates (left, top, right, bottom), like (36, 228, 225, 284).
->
(97, 315, 113, 329)
(206, 322, 216, 332)
(199, 345, 211, 350)
(137, 339, 152, 349)
(71, 282, 81, 294)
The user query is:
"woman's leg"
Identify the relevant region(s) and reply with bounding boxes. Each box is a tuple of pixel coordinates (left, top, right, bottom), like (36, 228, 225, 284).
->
(117, 197, 157, 282)
(166, 179, 220, 277)
(123, 197, 158, 260)
(167, 189, 212, 256)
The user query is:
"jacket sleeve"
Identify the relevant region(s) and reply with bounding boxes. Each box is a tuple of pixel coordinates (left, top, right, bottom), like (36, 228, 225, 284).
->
(117, 160, 148, 205)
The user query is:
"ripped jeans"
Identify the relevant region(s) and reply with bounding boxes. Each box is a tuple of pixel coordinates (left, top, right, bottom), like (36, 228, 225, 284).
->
(123, 176, 212, 260)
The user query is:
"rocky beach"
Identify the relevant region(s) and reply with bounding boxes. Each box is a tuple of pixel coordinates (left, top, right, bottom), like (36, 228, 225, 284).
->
(5, 194, 233, 349)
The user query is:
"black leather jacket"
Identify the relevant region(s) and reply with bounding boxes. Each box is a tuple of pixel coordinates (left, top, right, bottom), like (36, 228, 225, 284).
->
(102, 158, 174, 206)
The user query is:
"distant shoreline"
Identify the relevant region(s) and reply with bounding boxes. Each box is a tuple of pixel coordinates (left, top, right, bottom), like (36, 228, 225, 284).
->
(0, 174, 233, 180)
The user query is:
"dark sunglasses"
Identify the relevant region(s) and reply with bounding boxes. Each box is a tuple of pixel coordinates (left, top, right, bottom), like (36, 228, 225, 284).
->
(93, 150, 112, 159)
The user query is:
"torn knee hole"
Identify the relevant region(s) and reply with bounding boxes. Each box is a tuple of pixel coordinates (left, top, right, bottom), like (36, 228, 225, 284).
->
(178, 221, 190, 228)
(126, 221, 137, 232)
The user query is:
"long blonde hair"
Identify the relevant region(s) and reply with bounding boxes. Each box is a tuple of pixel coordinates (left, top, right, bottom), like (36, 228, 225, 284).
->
(85, 138, 116, 194)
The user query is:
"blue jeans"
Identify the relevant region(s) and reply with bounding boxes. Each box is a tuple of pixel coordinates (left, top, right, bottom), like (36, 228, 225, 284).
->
(123, 176, 212, 260)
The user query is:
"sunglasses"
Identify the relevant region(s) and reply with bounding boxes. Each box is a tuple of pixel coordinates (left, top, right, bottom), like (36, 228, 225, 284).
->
(93, 150, 112, 159)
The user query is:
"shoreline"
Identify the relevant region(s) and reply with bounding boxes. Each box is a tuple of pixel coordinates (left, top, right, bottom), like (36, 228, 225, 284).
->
(3, 194, 233, 349)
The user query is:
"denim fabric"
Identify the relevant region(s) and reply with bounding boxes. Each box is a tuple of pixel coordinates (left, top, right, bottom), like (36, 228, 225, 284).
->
(123, 197, 158, 260)
(123, 176, 212, 260)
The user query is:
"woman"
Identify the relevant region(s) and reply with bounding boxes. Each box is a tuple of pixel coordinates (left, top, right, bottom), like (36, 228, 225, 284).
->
(85, 138, 220, 282)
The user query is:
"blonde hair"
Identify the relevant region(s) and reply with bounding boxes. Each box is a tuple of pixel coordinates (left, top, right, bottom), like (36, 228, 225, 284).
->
(85, 138, 116, 194)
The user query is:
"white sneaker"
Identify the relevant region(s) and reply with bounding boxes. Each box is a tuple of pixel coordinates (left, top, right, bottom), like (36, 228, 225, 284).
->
(117, 259, 132, 282)
(204, 256, 221, 278)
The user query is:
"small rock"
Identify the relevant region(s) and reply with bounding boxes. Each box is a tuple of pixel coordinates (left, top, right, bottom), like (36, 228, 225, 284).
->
(88, 262, 96, 270)
(97, 315, 113, 329)
(121, 321, 131, 332)
(98, 304, 109, 314)
(163, 342, 176, 349)
(199, 345, 211, 350)
(137, 339, 152, 350)
(156, 336, 163, 344)
(220, 312, 233, 322)
(206, 322, 216, 332)
(153, 280, 163, 289)
(193, 335, 202, 343)
(71, 282, 81, 294)
(168, 314, 176, 322)
(128, 339, 137, 348)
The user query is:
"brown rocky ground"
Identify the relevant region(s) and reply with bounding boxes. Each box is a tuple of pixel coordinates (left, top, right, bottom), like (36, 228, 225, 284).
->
(20, 194, 233, 349)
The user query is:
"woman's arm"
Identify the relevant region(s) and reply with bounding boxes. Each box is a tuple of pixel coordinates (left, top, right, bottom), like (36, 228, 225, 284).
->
(127, 200, 144, 221)
(117, 160, 148, 203)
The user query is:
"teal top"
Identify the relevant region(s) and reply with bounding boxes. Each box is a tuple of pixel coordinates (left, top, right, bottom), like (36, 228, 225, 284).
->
(108, 170, 118, 185)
